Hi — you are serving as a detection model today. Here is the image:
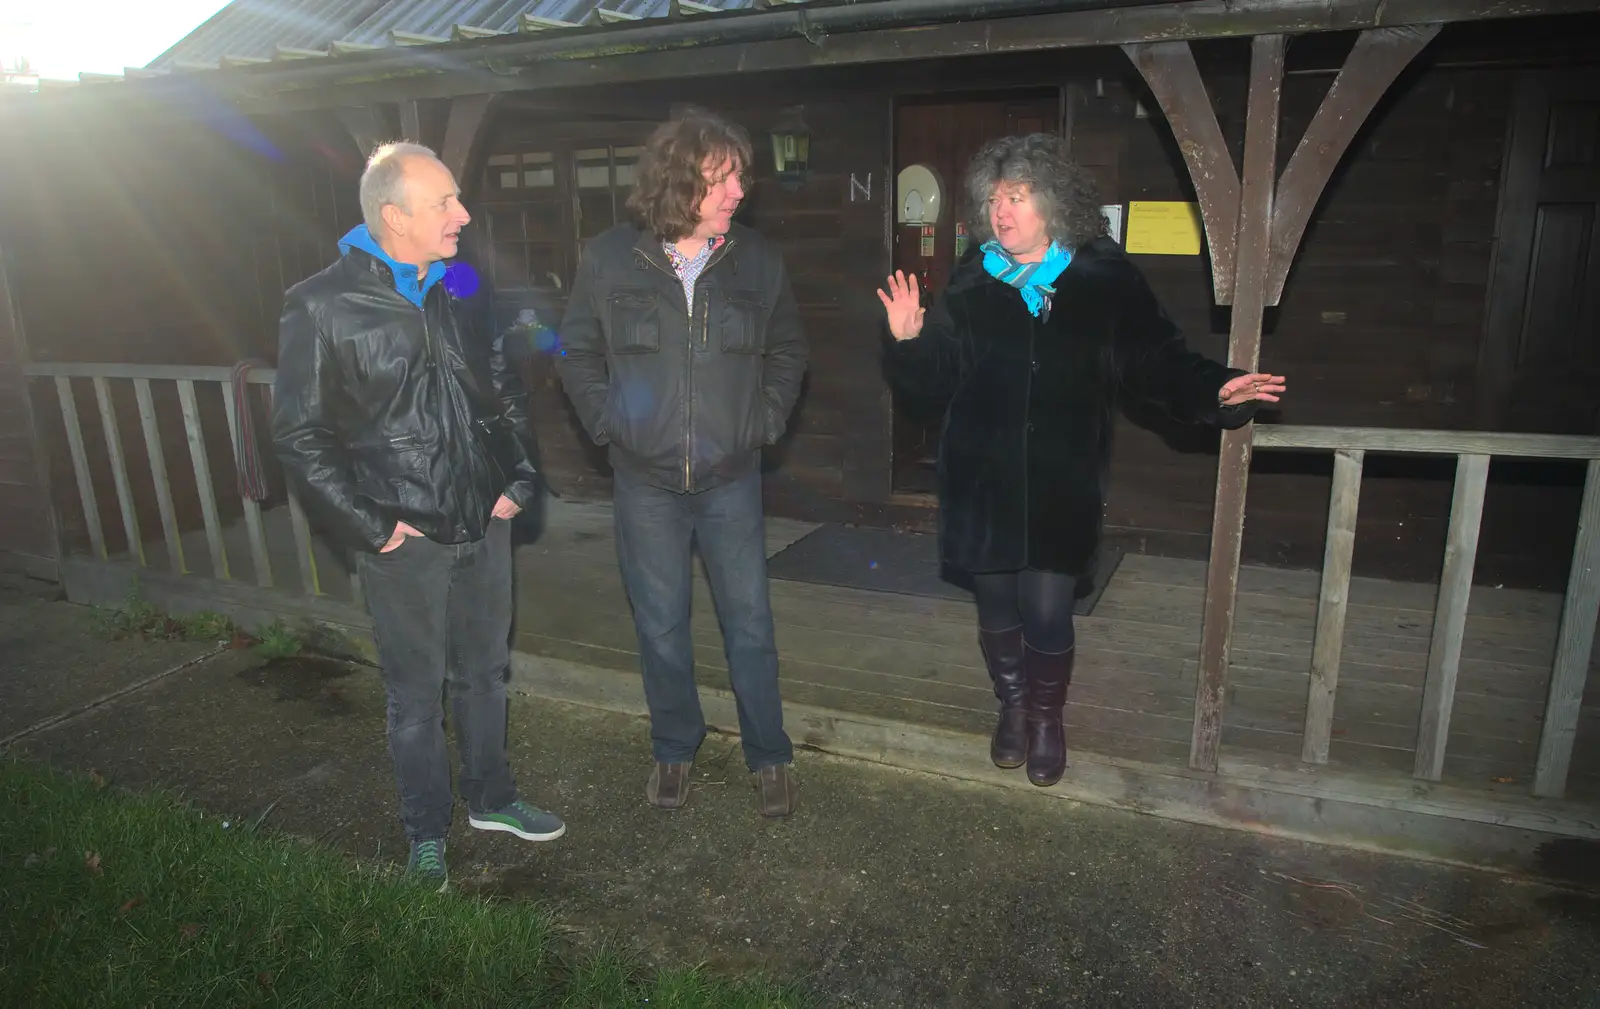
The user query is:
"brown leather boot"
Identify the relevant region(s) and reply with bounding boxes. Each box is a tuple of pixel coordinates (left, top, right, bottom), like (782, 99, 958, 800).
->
(979, 625, 1028, 768)
(1024, 644, 1075, 786)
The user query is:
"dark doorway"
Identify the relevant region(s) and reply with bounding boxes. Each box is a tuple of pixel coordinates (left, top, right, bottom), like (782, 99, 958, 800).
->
(1478, 69, 1600, 434)
(890, 89, 1062, 495)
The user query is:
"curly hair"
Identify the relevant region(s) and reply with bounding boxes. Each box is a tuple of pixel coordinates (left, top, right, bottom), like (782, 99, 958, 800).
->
(626, 106, 753, 241)
(965, 133, 1107, 251)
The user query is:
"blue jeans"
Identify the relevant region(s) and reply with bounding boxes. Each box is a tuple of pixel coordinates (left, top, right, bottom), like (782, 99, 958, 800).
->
(613, 466, 793, 771)
(357, 517, 518, 841)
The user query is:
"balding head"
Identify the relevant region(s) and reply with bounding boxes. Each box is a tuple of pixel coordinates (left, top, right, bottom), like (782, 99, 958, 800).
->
(359, 142, 471, 268)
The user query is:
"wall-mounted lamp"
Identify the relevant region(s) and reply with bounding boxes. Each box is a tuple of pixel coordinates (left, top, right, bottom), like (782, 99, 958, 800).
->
(770, 106, 811, 188)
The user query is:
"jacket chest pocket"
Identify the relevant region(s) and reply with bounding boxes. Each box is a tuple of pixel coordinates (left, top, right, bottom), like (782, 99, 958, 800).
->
(606, 288, 661, 354)
(715, 289, 767, 354)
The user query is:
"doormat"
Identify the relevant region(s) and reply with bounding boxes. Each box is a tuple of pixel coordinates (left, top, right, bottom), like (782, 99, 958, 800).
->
(765, 524, 1122, 616)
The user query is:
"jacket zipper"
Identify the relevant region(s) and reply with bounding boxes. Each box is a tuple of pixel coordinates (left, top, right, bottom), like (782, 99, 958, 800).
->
(639, 238, 737, 492)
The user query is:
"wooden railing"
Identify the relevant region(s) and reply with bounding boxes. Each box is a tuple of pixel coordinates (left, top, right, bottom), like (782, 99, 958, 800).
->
(20, 362, 342, 604)
(1250, 425, 1600, 800)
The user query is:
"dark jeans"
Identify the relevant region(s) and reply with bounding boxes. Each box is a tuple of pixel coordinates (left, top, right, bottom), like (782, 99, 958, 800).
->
(613, 466, 793, 771)
(358, 517, 518, 842)
(973, 569, 1079, 654)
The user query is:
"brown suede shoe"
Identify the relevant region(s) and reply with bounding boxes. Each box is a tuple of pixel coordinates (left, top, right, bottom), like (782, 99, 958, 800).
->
(753, 763, 797, 818)
(646, 761, 692, 810)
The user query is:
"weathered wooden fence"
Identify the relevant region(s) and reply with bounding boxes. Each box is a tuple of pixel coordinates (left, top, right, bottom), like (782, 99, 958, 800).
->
(22, 361, 1600, 803)
(1250, 425, 1600, 800)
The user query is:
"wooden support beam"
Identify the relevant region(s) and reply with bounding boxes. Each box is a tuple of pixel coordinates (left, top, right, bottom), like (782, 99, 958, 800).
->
(190, 0, 1600, 113)
(1123, 41, 1240, 304)
(335, 105, 390, 159)
(440, 94, 496, 185)
(398, 99, 423, 144)
(1301, 449, 1363, 765)
(54, 376, 106, 561)
(1534, 458, 1600, 799)
(1191, 33, 1284, 773)
(1414, 453, 1490, 782)
(0, 237, 64, 580)
(1265, 24, 1441, 305)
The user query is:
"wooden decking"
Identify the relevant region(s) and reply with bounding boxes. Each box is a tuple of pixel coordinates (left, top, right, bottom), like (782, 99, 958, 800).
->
(510, 500, 1600, 803)
(103, 494, 1600, 807)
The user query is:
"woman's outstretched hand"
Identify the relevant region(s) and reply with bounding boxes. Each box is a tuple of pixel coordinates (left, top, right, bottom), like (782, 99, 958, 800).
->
(877, 270, 926, 342)
(1219, 372, 1288, 406)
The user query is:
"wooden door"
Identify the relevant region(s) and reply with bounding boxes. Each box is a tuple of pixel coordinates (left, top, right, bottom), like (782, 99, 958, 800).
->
(891, 90, 1061, 494)
(1479, 70, 1600, 433)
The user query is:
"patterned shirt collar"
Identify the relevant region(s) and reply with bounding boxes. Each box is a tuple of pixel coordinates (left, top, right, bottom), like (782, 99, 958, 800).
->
(662, 234, 725, 309)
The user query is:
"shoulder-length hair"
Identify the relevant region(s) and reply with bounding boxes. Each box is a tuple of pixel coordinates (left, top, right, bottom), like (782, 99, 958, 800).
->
(965, 133, 1107, 250)
(626, 106, 753, 241)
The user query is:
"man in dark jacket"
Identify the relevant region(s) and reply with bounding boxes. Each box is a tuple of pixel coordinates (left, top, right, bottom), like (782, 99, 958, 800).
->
(556, 108, 807, 817)
(272, 142, 565, 888)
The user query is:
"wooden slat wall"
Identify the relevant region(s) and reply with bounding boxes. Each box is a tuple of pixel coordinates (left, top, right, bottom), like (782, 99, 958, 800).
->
(3, 106, 360, 558)
(1082, 60, 1585, 589)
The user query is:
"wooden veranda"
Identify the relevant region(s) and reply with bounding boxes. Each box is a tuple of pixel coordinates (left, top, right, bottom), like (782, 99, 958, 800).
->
(6, 0, 1600, 874)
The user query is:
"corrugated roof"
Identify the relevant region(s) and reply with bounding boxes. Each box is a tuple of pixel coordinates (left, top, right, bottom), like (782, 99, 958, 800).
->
(149, 0, 762, 71)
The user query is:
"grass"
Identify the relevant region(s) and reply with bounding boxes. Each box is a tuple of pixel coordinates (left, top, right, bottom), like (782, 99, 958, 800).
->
(0, 761, 809, 1008)
(92, 586, 237, 645)
(252, 620, 303, 662)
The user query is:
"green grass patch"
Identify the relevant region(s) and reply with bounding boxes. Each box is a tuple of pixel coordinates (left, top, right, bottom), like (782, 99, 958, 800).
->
(0, 760, 808, 1008)
(92, 586, 237, 645)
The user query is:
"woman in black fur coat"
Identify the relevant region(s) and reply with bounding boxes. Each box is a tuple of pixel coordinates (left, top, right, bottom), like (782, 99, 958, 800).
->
(879, 134, 1286, 787)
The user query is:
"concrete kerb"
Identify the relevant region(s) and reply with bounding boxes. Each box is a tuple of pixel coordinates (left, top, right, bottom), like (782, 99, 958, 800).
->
(508, 650, 1600, 884)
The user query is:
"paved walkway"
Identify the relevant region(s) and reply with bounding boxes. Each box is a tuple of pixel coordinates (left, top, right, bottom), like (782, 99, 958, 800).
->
(3, 588, 1598, 1007)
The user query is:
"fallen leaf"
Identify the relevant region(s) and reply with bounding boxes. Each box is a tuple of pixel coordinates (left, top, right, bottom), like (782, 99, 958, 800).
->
(88, 769, 106, 789)
(84, 851, 103, 876)
(23, 853, 40, 869)
(257, 972, 274, 988)
(180, 923, 202, 940)
(118, 897, 144, 914)
(1492, 776, 1515, 784)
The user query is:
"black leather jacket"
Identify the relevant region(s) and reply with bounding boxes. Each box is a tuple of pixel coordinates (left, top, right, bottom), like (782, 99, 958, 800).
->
(271, 250, 541, 554)
(555, 223, 808, 493)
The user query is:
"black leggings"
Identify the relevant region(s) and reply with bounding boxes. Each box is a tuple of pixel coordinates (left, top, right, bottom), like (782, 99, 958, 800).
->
(973, 569, 1078, 655)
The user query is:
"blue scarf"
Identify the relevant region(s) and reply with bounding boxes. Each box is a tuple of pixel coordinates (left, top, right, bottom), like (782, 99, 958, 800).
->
(981, 240, 1073, 318)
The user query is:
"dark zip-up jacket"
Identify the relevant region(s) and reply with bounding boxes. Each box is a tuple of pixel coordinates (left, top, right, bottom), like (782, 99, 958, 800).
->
(271, 247, 541, 554)
(555, 222, 808, 493)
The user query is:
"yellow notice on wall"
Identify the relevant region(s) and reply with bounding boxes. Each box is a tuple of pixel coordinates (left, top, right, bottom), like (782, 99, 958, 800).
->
(1124, 201, 1204, 256)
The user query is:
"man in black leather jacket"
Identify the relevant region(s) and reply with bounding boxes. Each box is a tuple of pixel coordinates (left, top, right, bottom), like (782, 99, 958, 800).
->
(272, 142, 565, 888)
(556, 108, 807, 817)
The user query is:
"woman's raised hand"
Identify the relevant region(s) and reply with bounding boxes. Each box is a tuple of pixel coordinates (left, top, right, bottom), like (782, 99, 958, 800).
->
(876, 270, 926, 342)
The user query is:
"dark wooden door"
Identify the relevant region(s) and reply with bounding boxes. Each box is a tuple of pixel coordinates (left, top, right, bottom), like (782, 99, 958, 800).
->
(891, 90, 1061, 494)
(1479, 70, 1600, 433)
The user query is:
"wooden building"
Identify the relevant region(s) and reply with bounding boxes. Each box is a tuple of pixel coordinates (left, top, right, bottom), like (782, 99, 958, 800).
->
(1, 0, 1598, 871)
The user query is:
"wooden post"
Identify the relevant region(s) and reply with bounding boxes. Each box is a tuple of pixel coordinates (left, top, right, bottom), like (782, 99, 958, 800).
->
(336, 106, 390, 159)
(1302, 449, 1364, 764)
(1189, 34, 1284, 772)
(1533, 458, 1600, 798)
(54, 376, 106, 560)
(91, 377, 144, 566)
(176, 379, 231, 581)
(133, 378, 186, 574)
(1123, 41, 1241, 304)
(0, 237, 65, 581)
(399, 100, 423, 144)
(219, 383, 274, 589)
(1414, 453, 1491, 781)
(440, 95, 496, 185)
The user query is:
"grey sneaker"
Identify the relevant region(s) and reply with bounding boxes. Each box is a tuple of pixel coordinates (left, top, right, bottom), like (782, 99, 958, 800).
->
(754, 763, 796, 818)
(406, 838, 448, 891)
(646, 761, 693, 810)
(468, 800, 566, 842)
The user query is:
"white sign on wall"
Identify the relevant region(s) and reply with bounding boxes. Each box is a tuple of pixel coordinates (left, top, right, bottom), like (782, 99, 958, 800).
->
(1101, 204, 1125, 245)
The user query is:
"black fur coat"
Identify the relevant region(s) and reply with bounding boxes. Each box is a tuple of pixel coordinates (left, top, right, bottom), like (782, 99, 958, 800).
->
(884, 238, 1255, 582)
